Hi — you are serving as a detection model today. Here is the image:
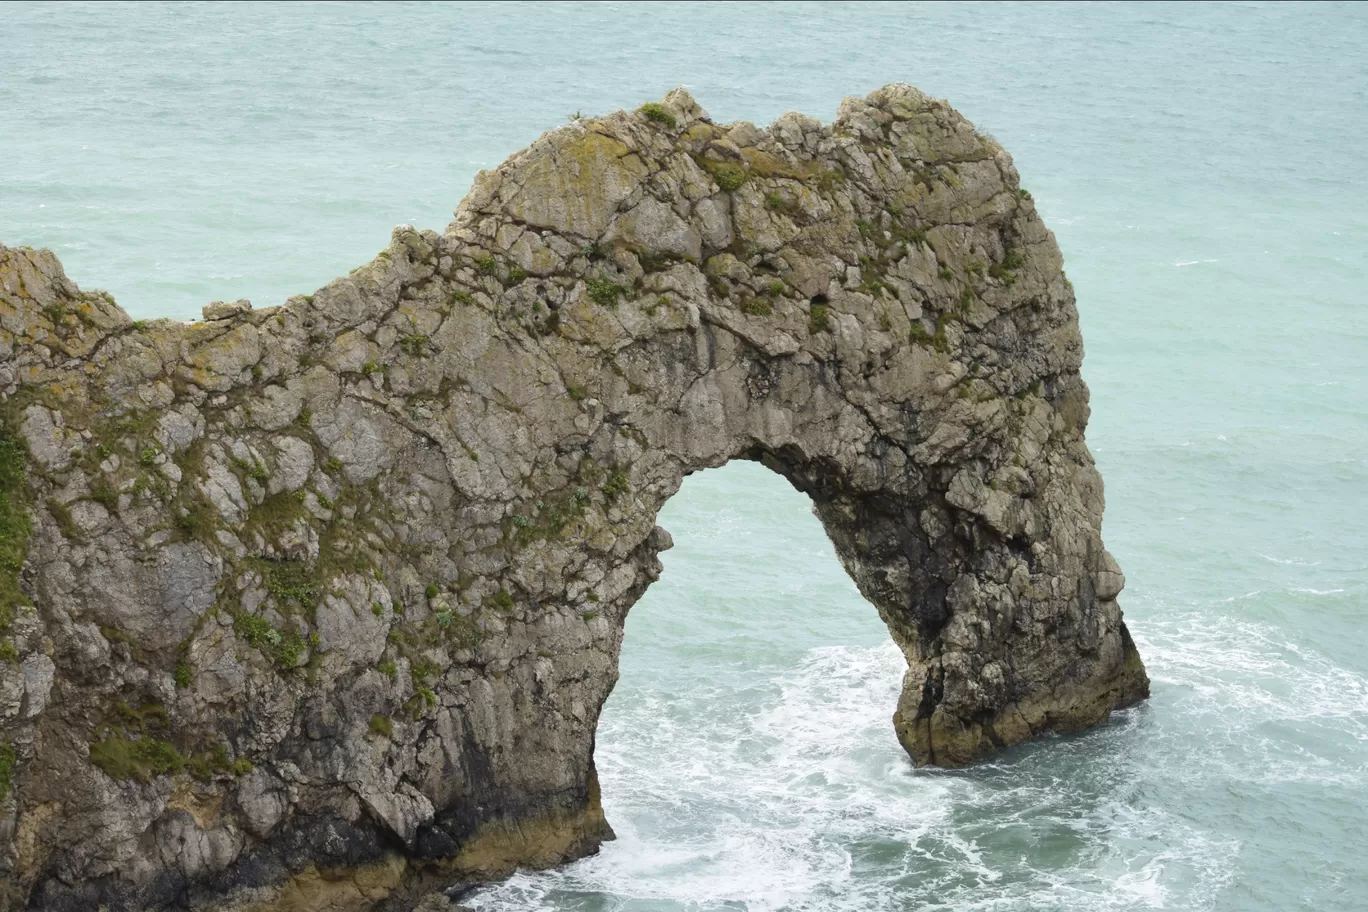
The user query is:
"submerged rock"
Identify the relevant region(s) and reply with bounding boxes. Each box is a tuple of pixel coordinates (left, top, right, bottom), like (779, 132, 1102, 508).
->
(0, 84, 1148, 910)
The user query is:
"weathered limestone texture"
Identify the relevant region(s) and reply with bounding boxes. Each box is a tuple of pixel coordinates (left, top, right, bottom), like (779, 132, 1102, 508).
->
(0, 85, 1148, 910)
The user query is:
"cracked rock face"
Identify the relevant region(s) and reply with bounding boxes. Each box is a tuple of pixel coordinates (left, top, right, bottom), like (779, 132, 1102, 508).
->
(0, 84, 1148, 911)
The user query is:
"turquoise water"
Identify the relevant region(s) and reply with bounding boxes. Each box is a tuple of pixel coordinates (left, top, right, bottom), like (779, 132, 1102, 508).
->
(4, 2, 1366, 910)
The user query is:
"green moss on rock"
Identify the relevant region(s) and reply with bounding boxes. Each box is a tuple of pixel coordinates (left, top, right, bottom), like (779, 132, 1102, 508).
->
(90, 731, 183, 781)
(88, 703, 249, 783)
(585, 277, 628, 307)
(739, 297, 773, 317)
(0, 741, 14, 801)
(809, 302, 831, 333)
(0, 417, 32, 632)
(234, 611, 308, 668)
(637, 102, 677, 129)
(713, 163, 747, 192)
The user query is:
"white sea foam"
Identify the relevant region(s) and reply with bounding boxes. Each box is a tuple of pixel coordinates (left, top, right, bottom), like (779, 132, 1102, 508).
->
(465, 561, 1367, 911)
(466, 636, 1264, 911)
(1257, 553, 1321, 566)
(1217, 589, 1264, 602)
(1132, 612, 1368, 786)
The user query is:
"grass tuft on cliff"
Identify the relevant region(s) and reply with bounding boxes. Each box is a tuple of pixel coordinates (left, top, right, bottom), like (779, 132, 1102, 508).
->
(0, 417, 33, 639)
(88, 701, 251, 782)
(713, 163, 747, 192)
(637, 102, 677, 129)
(0, 741, 15, 801)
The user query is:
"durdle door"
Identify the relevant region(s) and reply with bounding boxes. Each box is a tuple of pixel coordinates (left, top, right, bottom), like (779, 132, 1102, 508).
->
(0, 85, 1148, 911)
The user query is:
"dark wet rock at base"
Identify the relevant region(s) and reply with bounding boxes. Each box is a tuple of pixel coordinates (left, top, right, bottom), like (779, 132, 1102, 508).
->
(0, 84, 1148, 910)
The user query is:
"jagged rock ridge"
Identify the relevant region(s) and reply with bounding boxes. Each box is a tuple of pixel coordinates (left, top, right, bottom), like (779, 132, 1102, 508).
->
(0, 85, 1148, 910)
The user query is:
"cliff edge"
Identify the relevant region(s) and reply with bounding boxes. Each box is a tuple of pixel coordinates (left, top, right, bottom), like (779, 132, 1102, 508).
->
(0, 85, 1148, 910)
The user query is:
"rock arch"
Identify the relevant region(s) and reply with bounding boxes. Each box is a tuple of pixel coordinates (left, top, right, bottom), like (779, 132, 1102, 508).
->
(0, 85, 1147, 910)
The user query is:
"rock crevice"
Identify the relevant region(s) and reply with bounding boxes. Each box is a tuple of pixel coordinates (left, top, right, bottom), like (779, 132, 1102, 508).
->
(0, 84, 1147, 911)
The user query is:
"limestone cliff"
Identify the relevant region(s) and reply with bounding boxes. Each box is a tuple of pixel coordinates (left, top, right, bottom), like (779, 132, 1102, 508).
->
(0, 85, 1148, 910)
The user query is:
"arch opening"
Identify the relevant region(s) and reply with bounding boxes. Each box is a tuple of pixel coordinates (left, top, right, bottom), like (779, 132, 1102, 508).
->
(481, 460, 912, 906)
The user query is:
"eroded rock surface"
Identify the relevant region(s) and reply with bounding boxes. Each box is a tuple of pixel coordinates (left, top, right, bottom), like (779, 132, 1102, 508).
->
(0, 85, 1148, 911)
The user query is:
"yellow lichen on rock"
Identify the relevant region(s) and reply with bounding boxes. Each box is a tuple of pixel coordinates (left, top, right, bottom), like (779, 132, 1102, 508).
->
(503, 129, 650, 237)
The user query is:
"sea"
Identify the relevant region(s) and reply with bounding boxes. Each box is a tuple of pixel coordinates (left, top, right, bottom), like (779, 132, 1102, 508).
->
(2, 3, 1365, 910)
